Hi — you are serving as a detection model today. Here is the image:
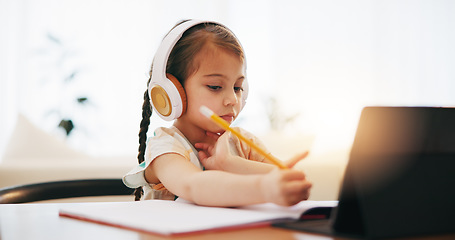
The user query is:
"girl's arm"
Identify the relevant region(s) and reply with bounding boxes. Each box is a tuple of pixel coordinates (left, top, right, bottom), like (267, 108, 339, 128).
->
(197, 146, 276, 174)
(147, 153, 311, 207)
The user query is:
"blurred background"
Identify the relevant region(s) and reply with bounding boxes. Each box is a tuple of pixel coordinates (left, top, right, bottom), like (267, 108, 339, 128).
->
(1, 0, 454, 200)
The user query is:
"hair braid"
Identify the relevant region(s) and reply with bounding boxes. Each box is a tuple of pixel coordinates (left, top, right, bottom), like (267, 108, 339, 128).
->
(133, 87, 152, 200)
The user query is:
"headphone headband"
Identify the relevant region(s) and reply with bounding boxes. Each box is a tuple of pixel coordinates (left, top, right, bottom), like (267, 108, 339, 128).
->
(151, 20, 209, 85)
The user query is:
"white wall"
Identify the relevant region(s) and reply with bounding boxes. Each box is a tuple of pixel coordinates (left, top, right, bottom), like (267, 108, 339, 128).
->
(1, 0, 454, 160)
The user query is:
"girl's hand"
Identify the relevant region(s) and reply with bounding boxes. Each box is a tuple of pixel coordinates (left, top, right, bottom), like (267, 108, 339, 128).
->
(285, 151, 309, 168)
(261, 168, 312, 206)
(195, 131, 230, 170)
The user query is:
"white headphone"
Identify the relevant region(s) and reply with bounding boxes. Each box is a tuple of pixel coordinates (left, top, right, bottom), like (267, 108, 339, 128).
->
(148, 19, 249, 121)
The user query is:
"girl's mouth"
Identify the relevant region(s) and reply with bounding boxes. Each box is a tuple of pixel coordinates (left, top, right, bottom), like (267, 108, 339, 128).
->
(220, 115, 234, 124)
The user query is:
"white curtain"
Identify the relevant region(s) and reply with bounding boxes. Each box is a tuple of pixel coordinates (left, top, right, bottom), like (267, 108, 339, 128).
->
(1, 0, 454, 160)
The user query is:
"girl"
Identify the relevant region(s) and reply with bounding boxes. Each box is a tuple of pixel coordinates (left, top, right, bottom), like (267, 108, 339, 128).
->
(123, 19, 312, 207)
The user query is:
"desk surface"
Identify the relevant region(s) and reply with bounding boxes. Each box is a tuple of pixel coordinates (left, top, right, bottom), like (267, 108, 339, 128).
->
(0, 202, 453, 240)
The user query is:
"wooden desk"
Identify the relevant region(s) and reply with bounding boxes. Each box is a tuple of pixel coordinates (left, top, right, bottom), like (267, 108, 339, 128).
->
(0, 202, 453, 240)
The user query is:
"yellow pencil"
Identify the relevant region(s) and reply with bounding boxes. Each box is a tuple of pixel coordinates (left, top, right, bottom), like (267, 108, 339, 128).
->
(199, 106, 287, 169)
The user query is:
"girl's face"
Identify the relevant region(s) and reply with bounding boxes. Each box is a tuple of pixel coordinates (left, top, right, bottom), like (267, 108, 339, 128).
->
(177, 43, 245, 137)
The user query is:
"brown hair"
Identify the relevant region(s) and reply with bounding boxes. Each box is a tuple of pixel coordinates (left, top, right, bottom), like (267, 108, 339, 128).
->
(134, 20, 245, 201)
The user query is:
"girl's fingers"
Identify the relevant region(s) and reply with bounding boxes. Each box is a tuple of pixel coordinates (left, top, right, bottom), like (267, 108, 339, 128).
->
(198, 151, 208, 161)
(195, 142, 209, 151)
(281, 169, 306, 181)
(195, 142, 215, 154)
(205, 131, 221, 141)
(286, 151, 309, 168)
(282, 177, 312, 204)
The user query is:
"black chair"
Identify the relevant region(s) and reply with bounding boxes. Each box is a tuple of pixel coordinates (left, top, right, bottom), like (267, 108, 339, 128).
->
(0, 179, 134, 204)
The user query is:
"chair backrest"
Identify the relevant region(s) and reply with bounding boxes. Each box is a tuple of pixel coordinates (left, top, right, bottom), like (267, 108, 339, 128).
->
(0, 179, 134, 204)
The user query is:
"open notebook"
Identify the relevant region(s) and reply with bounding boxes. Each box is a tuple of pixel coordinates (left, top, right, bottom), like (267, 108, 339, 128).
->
(59, 199, 337, 236)
(274, 107, 455, 239)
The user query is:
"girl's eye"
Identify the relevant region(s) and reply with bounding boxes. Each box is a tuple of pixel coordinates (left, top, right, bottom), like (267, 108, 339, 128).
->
(207, 85, 221, 91)
(234, 86, 244, 93)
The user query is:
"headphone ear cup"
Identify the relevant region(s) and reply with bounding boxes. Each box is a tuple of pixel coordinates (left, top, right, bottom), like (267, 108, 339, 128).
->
(149, 74, 186, 120)
(166, 74, 187, 115)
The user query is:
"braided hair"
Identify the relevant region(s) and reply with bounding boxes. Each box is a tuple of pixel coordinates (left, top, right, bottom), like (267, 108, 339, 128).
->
(134, 21, 244, 201)
(134, 77, 152, 200)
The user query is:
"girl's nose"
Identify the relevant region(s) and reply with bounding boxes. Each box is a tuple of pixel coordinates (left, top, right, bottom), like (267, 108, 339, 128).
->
(223, 90, 239, 106)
